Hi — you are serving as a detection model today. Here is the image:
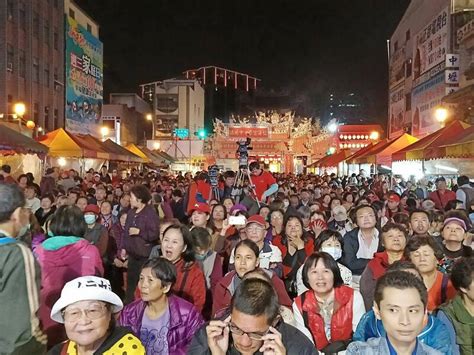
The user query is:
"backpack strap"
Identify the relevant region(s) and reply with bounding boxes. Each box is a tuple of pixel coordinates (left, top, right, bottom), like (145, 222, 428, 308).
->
(441, 273, 449, 304)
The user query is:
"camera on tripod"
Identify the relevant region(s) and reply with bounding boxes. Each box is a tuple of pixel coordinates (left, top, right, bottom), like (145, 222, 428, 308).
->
(236, 137, 252, 169)
(208, 165, 219, 188)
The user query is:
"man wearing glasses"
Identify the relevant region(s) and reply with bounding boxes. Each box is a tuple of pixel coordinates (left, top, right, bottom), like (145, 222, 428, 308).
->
(189, 278, 318, 354)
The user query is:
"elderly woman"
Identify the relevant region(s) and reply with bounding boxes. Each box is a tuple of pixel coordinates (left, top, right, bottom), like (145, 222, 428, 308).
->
(438, 212, 472, 273)
(273, 214, 314, 297)
(49, 276, 144, 354)
(35, 205, 104, 348)
(296, 230, 352, 295)
(119, 258, 204, 354)
(160, 224, 206, 312)
(212, 239, 292, 318)
(293, 252, 365, 353)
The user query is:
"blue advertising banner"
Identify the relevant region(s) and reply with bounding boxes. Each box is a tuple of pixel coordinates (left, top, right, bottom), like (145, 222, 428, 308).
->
(65, 16, 103, 136)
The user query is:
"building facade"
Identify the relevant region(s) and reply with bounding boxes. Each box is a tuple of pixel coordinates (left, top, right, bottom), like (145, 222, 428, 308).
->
(140, 79, 204, 138)
(0, 0, 65, 133)
(388, 0, 474, 139)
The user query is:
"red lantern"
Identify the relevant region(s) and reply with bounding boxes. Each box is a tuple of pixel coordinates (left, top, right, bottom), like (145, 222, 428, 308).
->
(26, 120, 35, 129)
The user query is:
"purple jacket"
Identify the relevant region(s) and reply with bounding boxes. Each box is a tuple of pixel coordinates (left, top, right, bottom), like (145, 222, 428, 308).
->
(123, 204, 160, 258)
(119, 295, 204, 354)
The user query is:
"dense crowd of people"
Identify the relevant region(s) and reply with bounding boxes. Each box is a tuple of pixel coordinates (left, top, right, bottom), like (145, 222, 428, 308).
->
(0, 161, 473, 355)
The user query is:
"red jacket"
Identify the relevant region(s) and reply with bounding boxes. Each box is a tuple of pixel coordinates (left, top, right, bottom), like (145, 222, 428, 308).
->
(212, 270, 292, 317)
(272, 236, 314, 278)
(173, 258, 206, 312)
(295, 285, 354, 350)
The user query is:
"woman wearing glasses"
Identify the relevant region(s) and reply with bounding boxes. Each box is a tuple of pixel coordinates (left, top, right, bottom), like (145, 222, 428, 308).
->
(49, 276, 144, 354)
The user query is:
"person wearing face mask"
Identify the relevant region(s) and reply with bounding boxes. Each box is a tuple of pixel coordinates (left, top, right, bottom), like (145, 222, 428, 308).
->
(83, 204, 109, 259)
(0, 184, 47, 354)
(328, 205, 354, 236)
(35, 205, 104, 347)
(359, 223, 408, 310)
(296, 230, 353, 295)
(191, 227, 223, 319)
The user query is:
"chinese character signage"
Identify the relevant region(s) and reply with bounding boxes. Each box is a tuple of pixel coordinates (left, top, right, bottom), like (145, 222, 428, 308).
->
(411, 72, 445, 137)
(228, 126, 269, 138)
(388, 85, 406, 138)
(389, 46, 406, 88)
(413, 8, 449, 80)
(65, 16, 103, 136)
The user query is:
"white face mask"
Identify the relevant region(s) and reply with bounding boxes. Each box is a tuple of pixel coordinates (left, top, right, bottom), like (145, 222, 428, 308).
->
(321, 246, 342, 260)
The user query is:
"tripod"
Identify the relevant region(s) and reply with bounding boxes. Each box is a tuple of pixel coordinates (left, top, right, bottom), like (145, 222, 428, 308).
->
(231, 163, 260, 208)
(208, 165, 221, 201)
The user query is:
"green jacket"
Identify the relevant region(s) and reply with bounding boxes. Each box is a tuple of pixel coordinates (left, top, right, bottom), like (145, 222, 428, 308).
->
(0, 235, 46, 355)
(439, 295, 474, 355)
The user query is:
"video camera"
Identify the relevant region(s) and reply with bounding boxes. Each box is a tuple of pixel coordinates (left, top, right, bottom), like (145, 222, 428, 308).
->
(208, 164, 219, 188)
(236, 137, 252, 169)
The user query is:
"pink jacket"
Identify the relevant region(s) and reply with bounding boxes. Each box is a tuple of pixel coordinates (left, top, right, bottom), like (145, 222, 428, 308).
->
(35, 236, 104, 348)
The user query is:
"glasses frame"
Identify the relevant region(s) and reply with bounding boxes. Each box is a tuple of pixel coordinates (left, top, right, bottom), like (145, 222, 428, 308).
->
(61, 303, 108, 322)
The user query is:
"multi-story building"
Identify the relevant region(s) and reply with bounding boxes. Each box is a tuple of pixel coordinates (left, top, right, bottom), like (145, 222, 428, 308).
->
(140, 78, 205, 138)
(0, 0, 65, 133)
(321, 92, 374, 126)
(63, 0, 103, 136)
(388, 0, 474, 139)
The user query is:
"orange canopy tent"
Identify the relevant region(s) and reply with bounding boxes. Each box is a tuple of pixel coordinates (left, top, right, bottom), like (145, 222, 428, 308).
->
(344, 143, 375, 164)
(392, 121, 470, 161)
(353, 133, 418, 166)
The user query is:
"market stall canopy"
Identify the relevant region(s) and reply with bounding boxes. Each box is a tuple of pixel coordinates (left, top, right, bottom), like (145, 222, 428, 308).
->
(0, 124, 48, 156)
(310, 149, 351, 168)
(125, 143, 151, 163)
(37, 128, 102, 158)
(125, 144, 171, 167)
(353, 133, 418, 166)
(392, 121, 470, 161)
(344, 143, 374, 164)
(141, 147, 174, 167)
(424, 124, 473, 160)
(102, 139, 145, 163)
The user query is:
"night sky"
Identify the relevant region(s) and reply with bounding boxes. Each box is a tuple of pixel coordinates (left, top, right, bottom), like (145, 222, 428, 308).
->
(76, 0, 410, 123)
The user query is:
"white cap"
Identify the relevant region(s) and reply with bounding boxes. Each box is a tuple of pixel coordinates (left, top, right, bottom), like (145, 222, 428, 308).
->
(332, 205, 348, 222)
(50, 276, 123, 323)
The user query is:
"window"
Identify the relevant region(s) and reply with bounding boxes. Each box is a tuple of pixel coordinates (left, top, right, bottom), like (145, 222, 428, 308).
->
(69, 9, 75, 19)
(7, 0, 14, 21)
(44, 20, 50, 46)
(406, 30, 411, 41)
(44, 65, 50, 87)
(44, 106, 50, 129)
(7, 95, 13, 103)
(54, 0, 59, 8)
(19, 2, 26, 29)
(405, 93, 411, 111)
(7, 44, 14, 72)
(19, 50, 25, 78)
(405, 59, 412, 78)
(33, 12, 39, 37)
(34, 103, 39, 124)
(87, 23, 92, 33)
(33, 57, 39, 82)
(53, 29, 58, 50)
(54, 109, 59, 129)
(54, 67, 58, 81)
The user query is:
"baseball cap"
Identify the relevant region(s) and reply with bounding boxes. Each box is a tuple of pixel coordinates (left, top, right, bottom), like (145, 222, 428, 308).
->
(332, 205, 347, 222)
(230, 204, 247, 214)
(387, 193, 401, 203)
(422, 199, 436, 210)
(84, 204, 100, 215)
(245, 215, 266, 228)
(189, 202, 211, 214)
(50, 276, 123, 323)
(443, 217, 467, 231)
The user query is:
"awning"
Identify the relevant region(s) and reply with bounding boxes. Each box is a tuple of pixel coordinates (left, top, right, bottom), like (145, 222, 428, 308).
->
(433, 125, 474, 159)
(125, 144, 151, 163)
(392, 121, 471, 161)
(37, 128, 102, 158)
(345, 143, 375, 164)
(125, 144, 170, 167)
(310, 150, 351, 168)
(102, 140, 145, 163)
(353, 133, 418, 166)
(0, 124, 48, 156)
(423, 123, 473, 160)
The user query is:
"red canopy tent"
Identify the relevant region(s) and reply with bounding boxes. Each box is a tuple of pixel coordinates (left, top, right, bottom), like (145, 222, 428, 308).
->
(319, 149, 352, 167)
(344, 143, 374, 164)
(423, 123, 473, 159)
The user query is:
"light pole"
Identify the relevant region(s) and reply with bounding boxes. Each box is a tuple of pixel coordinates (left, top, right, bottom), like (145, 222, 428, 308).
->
(146, 113, 154, 140)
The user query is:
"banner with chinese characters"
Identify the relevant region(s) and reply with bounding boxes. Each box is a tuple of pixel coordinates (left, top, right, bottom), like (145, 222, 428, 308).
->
(65, 16, 103, 136)
(413, 8, 449, 80)
(388, 84, 406, 138)
(228, 126, 269, 138)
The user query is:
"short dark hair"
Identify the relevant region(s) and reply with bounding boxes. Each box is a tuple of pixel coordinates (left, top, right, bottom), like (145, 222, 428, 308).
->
(381, 222, 408, 242)
(191, 227, 212, 250)
(224, 170, 235, 178)
(450, 256, 474, 292)
(404, 235, 444, 260)
(0, 184, 25, 223)
(162, 224, 195, 262)
(172, 189, 182, 198)
(141, 257, 177, 288)
(457, 175, 470, 187)
(49, 205, 87, 238)
(386, 260, 421, 278)
(314, 229, 344, 251)
(409, 209, 431, 222)
(353, 204, 376, 219)
(1, 164, 11, 173)
(392, 212, 410, 229)
(302, 252, 344, 290)
(374, 270, 428, 309)
(130, 184, 152, 204)
(235, 239, 260, 259)
(248, 161, 260, 171)
(231, 278, 280, 325)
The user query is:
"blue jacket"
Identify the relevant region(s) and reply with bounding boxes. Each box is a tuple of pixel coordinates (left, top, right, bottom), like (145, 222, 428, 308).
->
(347, 337, 442, 355)
(353, 310, 456, 355)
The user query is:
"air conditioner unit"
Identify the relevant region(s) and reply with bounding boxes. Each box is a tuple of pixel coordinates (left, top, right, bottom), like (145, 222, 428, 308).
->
(6, 62, 13, 72)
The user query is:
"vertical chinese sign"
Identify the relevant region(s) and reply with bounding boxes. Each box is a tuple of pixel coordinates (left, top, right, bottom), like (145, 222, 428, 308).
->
(65, 16, 103, 136)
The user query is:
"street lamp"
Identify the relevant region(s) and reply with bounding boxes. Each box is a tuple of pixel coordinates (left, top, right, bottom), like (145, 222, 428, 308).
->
(369, 131, 380, 140)
(435, 107, 448, 127)
(153, 141, 160, 150)
(13, 102, 26, 117)
(146, 113, 154, 140)
(100, 126, 109, 141)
